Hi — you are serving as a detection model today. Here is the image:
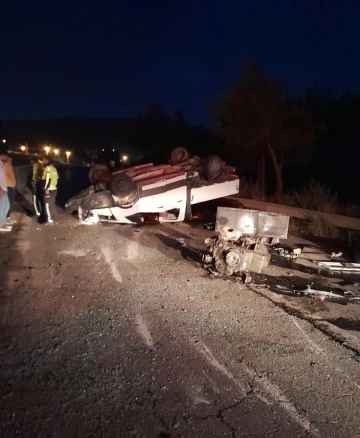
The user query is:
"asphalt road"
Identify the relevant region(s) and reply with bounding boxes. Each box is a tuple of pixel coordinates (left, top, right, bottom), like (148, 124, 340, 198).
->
(1, 208, 360, 438)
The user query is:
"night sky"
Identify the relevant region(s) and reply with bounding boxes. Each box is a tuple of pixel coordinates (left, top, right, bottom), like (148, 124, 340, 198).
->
(1, 0, 359, 125)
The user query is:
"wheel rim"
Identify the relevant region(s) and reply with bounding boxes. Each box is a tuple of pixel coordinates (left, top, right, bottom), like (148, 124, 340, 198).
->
(171, 147, 189, 163)
(118, 180, 130, 193)
(209, 158, 220, 173)
(176, 151, 185, 161)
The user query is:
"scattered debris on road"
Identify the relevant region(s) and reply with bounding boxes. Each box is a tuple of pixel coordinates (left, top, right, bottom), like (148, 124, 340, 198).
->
(202, 222, 215, 231)
(271, 283, 360, 305)
(314, 261, 360, 272)
(273, 244, 302, 259)
(200, 207, 360, 308)
(203, 207, 290, 277)
(242, 272, 252, 284)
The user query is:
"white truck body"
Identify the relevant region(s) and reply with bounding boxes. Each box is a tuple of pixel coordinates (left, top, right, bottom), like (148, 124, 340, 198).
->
(87, 171, 239, 224)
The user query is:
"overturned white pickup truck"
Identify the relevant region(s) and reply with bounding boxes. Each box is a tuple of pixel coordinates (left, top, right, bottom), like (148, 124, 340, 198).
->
(66, 147, 239, 225)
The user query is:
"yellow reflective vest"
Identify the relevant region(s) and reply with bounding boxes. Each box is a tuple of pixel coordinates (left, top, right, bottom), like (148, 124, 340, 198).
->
(42, 164, 59, 190)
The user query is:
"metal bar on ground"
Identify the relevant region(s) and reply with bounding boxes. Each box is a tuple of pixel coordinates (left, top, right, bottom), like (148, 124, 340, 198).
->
(224, 197, 360, 231)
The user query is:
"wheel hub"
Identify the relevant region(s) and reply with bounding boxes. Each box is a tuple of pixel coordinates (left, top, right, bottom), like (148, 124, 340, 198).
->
(118, 181, 129, 192)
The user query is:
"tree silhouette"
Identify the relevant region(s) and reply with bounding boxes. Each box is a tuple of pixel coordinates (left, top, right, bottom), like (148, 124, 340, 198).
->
(173, 109, 187, 126)
(135, 103, 178, 161)
(139, 103, 169, 122)
(212, 61, 315, 199)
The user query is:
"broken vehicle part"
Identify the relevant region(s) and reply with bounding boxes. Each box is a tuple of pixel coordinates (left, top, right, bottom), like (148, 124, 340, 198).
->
(242, 272, 252, 284)
(216, 207, 290, 239)
(204, 207, 289, 277)
(273, 244, 302, 259)
(205, 238, 271, 276)
(315, 261, 360, 272)
(203, 223, 215, 231)
(272, 284, 360, 305)
(65, 187, 114, 214)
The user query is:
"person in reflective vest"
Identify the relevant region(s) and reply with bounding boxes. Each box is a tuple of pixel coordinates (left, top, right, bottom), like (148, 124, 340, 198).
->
(42, 156, 59, 225)
(32, 156, 44, 218)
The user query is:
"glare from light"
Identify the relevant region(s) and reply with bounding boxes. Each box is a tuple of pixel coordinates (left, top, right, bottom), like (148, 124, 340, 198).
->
(54, 149, 59, 155)
(122, 155, 128, 162)
(102, 149, 105, 152)
(20, 145, 26, 151)
(112, 149, 115, 152)
(44, 146, 50, 154)
(65, 151, 71, 157)
(2, 139, 6, 143)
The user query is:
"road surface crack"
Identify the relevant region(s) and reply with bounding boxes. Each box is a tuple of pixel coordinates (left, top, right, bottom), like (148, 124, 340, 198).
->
(199, 390, 253, 437)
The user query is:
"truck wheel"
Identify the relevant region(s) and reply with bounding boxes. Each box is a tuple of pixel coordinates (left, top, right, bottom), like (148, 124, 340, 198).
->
(89, 165, 111, 184)
(115, 183, 142, 208)
(203, 155, 224, 180)
(109, 173, 141, 207)
(171, 147, 189, 164)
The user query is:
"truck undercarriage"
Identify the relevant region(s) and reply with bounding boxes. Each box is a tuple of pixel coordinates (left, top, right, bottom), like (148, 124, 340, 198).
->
(66, 148, 240, 225)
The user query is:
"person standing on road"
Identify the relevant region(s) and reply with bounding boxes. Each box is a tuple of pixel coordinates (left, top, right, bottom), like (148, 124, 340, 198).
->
(32, 156, 44, 218)
(41, 156, 59, 225)
(0, 149, 11, 232)
(1, 151, 16, 224)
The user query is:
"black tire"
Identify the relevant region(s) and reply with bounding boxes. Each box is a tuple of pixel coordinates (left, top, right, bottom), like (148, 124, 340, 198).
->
(115, 183, 142, 209)
(109, 173, 142, 207)
(89, 165, 111, 184)
(202, 155, 224, 180)
(170, 147, 189, 164)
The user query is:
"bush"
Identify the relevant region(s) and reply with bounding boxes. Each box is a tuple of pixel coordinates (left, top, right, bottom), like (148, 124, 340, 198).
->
(289, 178, 338, 213)
(238, 177, 267, 201)
(282, 179, 341, 237)
(238, 176, 360, 238)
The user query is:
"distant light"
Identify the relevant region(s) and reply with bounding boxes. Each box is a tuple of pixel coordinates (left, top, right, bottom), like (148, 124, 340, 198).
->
(1, 139, 6, 143)
(122, 155, 128, 162)
(102, 149, 105, 152)
(65, 151, 71, 157)
(112, 149, 115, 152)
(44, 146, 50, 153)
(54, 149, 59, 155)
(20, 145, 26, 151)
